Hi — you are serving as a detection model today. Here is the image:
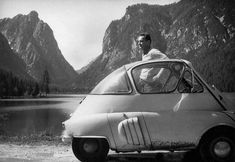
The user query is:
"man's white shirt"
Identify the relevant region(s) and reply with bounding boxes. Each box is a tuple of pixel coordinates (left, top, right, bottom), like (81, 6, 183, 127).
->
(140, 49, 168, 82)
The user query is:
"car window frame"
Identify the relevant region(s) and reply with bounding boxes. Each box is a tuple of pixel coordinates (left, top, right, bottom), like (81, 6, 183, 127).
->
(177, 67, 204, 94)
(90, 66, 133, 95)
(131, 61, 185, 94)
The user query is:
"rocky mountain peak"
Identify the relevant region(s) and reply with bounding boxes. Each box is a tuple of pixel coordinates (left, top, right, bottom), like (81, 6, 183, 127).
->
(0, 11, 78, 87)
(28, 10, 38, 19)
(27, 10, 39, 23)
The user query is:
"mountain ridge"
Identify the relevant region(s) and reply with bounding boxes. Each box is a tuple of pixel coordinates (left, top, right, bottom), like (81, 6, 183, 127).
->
(0, 33, 30, 79)
(0, 11, 78, 88)
(76, 0, 235, 92)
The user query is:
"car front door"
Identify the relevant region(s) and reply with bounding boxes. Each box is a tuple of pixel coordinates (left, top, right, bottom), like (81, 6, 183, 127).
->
(131, 61, 184, 149)
(131, 62, 224, 149)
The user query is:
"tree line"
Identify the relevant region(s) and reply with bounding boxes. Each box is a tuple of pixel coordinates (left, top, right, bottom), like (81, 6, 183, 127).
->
(0, 69, 50, 98)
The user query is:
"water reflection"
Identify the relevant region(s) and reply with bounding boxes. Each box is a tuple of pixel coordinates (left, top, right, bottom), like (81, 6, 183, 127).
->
(0, 95, 84, 137)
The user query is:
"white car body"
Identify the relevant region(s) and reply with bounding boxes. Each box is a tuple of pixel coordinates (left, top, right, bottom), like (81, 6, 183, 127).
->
(62, 59, 235, 162)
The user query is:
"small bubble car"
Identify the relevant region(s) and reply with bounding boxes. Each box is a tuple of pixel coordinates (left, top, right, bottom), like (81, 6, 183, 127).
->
(62, 59, 235, 162)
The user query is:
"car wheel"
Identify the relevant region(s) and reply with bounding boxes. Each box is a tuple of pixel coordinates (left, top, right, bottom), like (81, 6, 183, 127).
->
(72, 138, 109, 162)
(199, 130, 235, 162)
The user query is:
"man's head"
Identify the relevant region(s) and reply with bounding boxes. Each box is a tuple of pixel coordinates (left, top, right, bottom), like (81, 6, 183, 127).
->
(137, 33, 151, 55)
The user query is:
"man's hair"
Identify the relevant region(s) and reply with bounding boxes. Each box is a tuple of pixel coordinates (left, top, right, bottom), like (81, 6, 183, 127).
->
(139, 33, 151, 43)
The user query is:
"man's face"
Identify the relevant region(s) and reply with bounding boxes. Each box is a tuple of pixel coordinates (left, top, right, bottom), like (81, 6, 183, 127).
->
(137, 36, 150, 51)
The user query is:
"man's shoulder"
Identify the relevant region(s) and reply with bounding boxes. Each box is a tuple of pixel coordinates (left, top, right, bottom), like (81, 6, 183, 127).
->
(149, 48, 161, 53)
(148, 49, 168, 59)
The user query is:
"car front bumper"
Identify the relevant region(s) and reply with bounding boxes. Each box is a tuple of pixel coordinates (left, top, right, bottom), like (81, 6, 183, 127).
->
(62, 134, 72, 143)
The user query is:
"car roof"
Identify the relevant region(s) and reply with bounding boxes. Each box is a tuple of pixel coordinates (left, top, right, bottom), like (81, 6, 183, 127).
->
(124, 59, 192, 70)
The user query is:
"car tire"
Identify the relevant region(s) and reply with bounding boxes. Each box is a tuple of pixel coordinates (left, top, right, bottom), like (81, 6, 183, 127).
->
(72, 138, 109, 162)
(199, 129, 235, 162)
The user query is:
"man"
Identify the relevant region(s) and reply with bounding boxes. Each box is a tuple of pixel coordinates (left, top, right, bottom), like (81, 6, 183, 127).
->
(137, 33, 168, 61)
(137, 33, 168, 92)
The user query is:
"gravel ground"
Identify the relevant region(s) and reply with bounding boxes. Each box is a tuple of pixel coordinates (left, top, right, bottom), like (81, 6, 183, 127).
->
(0, 142, 197, 162)
(0, 143, 77, 162)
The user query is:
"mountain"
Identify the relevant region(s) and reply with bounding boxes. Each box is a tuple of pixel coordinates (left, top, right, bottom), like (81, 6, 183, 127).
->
(0, 11, 78, 88)
(0, 33, 29, 79)
(76, 0, 235, 92)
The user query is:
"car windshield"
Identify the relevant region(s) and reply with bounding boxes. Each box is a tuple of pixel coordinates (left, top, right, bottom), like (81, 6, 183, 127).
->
(132, 62, 184, 93)
(90, 66, 131, 94)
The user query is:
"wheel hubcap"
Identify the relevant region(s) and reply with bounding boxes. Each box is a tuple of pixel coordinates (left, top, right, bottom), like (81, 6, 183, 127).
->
(83, 139, 98, 153)
(213, 140, 231, 158)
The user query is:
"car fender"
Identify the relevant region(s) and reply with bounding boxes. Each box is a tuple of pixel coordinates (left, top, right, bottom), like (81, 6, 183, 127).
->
(224, 110, 235, 121)
(63, 113, 115, 148)
(195, 112, 235, 146)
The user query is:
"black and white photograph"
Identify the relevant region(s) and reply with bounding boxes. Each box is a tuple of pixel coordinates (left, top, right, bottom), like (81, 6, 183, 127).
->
(0, 0, 235, 161)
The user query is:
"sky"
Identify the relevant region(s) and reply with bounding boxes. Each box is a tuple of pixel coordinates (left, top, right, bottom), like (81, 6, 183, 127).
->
(0, 0, 180, 70)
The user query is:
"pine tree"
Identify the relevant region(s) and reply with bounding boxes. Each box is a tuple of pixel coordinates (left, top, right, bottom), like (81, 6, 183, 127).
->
(41, 69, 50, 96)
(32, 82, 40, 97)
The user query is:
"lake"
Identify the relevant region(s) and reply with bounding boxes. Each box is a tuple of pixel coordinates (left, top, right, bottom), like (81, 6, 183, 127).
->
(0, 95, 85, 137)
(0, 93, 234, 138)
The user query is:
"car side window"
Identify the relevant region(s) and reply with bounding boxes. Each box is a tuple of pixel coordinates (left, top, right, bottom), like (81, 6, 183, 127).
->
(91, 67, 131, 94)
(178, 70, 203, 93)
(132, 62, 183, 93)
